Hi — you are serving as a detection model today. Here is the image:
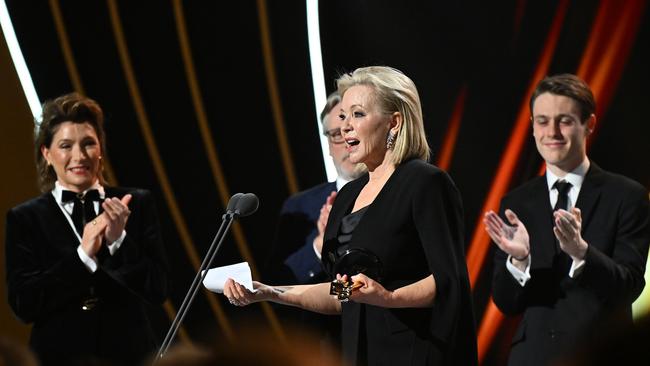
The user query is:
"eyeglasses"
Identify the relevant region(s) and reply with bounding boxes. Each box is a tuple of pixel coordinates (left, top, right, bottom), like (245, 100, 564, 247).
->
(323, 127, 344, 144)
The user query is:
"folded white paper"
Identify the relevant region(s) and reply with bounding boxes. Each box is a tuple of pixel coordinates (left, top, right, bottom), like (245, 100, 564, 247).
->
(202, 261, 256, 293)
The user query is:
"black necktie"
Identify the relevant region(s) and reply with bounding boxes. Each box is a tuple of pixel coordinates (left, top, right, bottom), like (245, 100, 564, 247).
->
(553, 180, 572, 211)
(552, 180, 574, 271)
(62, 189, 101, 236)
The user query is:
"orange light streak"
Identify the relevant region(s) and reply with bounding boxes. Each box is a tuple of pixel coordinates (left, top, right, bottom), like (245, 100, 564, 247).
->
(476, 1, 647, 364)
(467, 0, 570, 289)
(436, 85, 467, 171)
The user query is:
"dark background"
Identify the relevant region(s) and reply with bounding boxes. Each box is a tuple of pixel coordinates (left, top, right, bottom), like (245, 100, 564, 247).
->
(1, 0, 648, 364)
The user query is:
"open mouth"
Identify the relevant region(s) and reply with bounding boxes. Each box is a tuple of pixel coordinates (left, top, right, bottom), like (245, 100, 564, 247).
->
(345, 138, 360, 147)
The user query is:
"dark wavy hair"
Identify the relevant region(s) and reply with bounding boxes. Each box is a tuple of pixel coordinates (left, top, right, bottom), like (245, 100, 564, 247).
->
(530, 73, 596, 123)
(35, 93, 107, 192)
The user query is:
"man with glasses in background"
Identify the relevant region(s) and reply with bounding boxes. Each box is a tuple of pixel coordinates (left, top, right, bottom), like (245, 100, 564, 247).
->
(265, 92, 365, 339)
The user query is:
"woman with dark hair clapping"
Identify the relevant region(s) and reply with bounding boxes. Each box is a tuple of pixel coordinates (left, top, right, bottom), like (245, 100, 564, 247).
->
(5, 93, 169, 366)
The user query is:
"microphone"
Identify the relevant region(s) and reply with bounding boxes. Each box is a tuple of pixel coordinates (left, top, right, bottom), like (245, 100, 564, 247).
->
(155, 192, 259, 362)
(234, 193, 259, 217)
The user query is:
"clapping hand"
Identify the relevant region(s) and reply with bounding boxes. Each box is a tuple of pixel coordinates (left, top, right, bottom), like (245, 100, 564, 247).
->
(80, 213, 108, 258)
(484, 209, 530, 264)
(102, 194, 132, 243)
(313, 191, 337, 254)
(554, 208, 588, 261)
(80, 194, 131, 258)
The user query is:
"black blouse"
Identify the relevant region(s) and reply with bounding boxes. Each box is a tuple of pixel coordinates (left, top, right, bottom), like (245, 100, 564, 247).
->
(338, 206, 368, 244)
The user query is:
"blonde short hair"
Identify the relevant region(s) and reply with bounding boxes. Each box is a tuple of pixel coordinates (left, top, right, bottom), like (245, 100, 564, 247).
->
(336, 66, 430, 165)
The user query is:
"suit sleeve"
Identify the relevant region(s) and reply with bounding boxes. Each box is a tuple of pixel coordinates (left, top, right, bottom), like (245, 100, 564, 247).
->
(283, 232, 323, 283)
(578, 183, 650, 304)
(265, 197, 324, 284)
(98, 189, 169, 305)
(491, 197, 528, 315)
(412, 170, 470, 342)
(6, 208, 96, 323)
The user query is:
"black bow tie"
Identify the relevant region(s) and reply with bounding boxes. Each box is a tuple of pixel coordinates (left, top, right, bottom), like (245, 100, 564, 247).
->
(61, 189, 101, 237)
(61, 189, 101, 203)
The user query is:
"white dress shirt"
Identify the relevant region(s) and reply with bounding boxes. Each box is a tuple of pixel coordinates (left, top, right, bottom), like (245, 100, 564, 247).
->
(336, 176, 351, 191)
(507, 158, 590, 286)
(52, 181, 126, 273)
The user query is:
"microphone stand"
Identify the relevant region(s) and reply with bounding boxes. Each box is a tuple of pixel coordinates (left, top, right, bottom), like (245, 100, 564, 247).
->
(154, 210, 238, 361)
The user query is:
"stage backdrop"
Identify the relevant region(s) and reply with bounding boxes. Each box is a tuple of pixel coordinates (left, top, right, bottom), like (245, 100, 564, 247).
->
(1, 1, 648, 364)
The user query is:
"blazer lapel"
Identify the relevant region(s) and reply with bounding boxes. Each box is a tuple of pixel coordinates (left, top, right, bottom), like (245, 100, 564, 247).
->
(524, 177, 558, 268)
(575, 162, 604, 230)
(322, 176, 366, 274)
(44, 193, 83, 246)
(325, 176, 366, 240)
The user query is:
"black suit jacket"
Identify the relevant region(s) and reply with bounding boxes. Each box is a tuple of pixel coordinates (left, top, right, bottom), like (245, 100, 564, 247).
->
(492, 162, 650, 365)
(5, 187, 169, 366)
(322, 159, 477, 366)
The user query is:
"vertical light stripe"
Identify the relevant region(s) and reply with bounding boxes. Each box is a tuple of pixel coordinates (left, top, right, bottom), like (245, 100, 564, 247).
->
(477, 0, 647, 361)
(106, 0, 234, 342)
(48, 0, 118, 187)
(575, 0, 615, 81)
(171, 0, 229, 211)
(51, 2, 183, 339)
(256, 0, 299, 194)
(306, 0, 336, 181)
(581, 0, 645, 117)
(435, 85, 466, 171)
(171, 0, 285, 342)
(48, 0, 83, 93)
(0, 0, 41, 120)
(472, 2, 570, 363)
(575, 0, 648, 318)
(476, 298, 504, 363)
(466, 0, 569, 289)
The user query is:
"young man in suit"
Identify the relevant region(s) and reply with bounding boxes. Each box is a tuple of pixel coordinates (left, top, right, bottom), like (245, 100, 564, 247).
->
(484, 73, 650, 365)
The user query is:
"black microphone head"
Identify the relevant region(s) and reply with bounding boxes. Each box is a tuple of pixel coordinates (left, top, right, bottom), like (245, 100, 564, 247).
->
(235, 193, 259, 217)
(226, 193, 244, 214)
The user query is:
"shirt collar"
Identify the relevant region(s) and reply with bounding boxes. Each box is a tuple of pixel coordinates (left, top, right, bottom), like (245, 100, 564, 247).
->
(336, 176, 351, 191)
(545, 157, 590, 192)
(52, 180, 105, 204)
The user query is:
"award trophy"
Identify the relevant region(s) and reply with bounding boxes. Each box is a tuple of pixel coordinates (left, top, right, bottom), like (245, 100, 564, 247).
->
(327, 246, 382, 302)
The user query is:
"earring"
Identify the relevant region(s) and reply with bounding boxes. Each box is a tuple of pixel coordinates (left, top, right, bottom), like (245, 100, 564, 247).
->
(386, 131, 396, 150)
